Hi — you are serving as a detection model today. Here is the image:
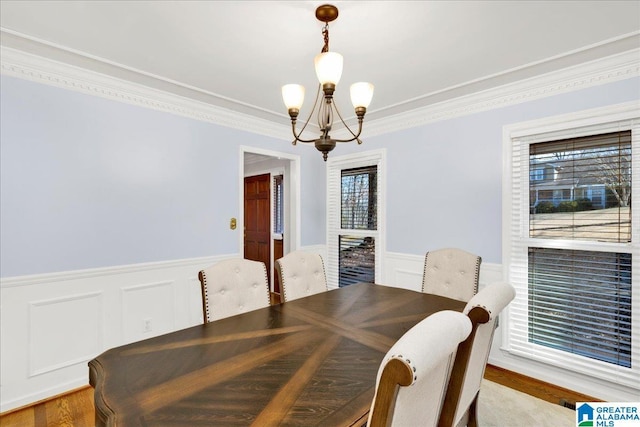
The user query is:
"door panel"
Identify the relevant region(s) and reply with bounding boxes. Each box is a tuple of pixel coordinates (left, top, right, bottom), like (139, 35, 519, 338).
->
(273, 238, 283, 295)
(244, 174, 271, 284)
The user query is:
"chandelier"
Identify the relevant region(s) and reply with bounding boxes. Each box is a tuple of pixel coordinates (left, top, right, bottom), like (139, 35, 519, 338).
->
(282, 4, 374, 161)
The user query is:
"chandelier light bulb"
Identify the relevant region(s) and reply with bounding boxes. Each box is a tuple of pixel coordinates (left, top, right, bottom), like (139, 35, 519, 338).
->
(314, 52, 343, 86)
(350, 82, 374, 108)
(282, 84, 305, 110)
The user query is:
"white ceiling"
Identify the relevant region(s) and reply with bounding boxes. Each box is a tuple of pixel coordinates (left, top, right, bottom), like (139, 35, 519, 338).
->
(1, 0, 639, 127)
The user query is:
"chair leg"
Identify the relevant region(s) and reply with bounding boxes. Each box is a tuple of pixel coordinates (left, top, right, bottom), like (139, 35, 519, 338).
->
(468, 393, 479, 427)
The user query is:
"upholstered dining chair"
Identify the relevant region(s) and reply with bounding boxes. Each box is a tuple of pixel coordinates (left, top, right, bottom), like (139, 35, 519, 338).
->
(275, 250, 327, 302)
(422, 248, 482, 302)
(367, 310, 472, 427)
(438, 281, 516, 427)
(198, 258, 270, 323)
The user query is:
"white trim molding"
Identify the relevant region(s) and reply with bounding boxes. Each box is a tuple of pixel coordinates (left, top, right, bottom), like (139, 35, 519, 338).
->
(2, 42, 638, 140)
(0, 46, 292, 141)
(362, 49, 640, 138)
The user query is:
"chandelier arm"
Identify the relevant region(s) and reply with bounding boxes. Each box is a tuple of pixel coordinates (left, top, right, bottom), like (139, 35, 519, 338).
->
(291, 84, 323, 144)
(330, 102, 364, 143)
(291, 116, 317, 144)
(290, 124, 320, 144)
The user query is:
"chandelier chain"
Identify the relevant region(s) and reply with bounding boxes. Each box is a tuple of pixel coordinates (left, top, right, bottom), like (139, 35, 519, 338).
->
(321, 23, 330, 53)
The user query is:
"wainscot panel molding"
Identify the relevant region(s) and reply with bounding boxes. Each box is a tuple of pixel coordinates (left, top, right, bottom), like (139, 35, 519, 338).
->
(29, 291, 103, 378)
(0, 253, 237, 413)
(2, 44, 638, 141)
(382, 251, 503, 292)
(121, 280, 176, 345)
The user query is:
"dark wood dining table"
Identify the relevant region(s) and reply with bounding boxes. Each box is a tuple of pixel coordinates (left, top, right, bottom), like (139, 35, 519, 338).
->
(88, 282, 466, 426)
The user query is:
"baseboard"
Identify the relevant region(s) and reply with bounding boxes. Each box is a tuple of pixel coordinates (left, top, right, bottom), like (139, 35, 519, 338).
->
(484, 364, 600, 407)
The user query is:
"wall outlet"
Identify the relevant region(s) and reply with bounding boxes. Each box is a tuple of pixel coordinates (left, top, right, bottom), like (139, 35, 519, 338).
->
(144, 318, 152, 332)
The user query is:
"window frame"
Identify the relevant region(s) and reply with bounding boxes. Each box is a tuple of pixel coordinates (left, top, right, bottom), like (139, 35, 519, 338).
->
(326, 150, 386, 290)
(502, 102, 640, 390)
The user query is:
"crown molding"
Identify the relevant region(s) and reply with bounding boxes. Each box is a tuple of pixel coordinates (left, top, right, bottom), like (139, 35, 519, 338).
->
(2, 44, 638, 140)
(0, 46, 292, 141)
(359, 49, 640, 138)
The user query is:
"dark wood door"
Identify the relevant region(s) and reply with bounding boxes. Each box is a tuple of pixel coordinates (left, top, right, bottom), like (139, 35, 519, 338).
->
(244, 173, 271, 283)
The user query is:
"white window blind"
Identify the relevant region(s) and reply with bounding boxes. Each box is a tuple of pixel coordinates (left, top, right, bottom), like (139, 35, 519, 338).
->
(505, 105, 639, 390)
(528, 247, 631, 368)
(327, 150, 385, 290)
(273, 174, 284, 235)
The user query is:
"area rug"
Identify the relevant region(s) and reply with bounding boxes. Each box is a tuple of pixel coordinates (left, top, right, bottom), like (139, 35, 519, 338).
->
(477, 379, 576, 427)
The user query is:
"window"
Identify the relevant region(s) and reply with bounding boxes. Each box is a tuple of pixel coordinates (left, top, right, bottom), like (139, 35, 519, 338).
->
(530, 168, 545, 181)
(341, 166, 377, 230)
(327, 150, 385, 289)
(339, 166, 377, 287)
(504, 104, 639, 390)
(273, 174, 284, 235)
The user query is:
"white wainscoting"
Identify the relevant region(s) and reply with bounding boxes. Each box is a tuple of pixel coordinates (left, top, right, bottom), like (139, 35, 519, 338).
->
(382, 251, 504, 291)
(4, 248, 631, 411)
(0, 246, 329, 413)
(0, 254, 233, 413)
(0, 248, 504, 413)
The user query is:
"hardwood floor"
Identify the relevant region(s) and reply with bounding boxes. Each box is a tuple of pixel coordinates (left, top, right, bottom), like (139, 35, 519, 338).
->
(0, 365, 594, 426)
(483, 364, 599, 408)
(0, 385, 94, 427)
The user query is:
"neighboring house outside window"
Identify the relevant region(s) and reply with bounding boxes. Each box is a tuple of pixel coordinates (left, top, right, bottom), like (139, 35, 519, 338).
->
(503, 103, 639, 393)
(529, 152, 615, 213)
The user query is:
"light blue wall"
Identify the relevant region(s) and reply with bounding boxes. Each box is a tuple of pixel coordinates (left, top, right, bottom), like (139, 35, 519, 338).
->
(2, 75, 638, 276)
(338, 77, 640, 263)
(0, 75, 325, 277)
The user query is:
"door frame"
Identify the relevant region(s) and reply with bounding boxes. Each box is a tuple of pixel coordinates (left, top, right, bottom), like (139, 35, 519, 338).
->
(239, 146, 301, 291)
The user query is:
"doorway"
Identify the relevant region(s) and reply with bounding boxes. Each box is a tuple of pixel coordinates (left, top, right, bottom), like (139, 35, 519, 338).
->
(240, 147, 300, 299)
(244, 173, 271, 283)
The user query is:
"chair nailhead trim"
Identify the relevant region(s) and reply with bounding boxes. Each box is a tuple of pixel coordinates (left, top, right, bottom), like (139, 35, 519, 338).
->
(201, 271, 211, 323)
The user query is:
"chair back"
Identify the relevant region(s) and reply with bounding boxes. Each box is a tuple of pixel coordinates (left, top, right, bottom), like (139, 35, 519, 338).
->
(198, 258, 270, 323)
(275, 251, 327, 302)
(438, 281, 516, 427)
(368, 310, 472, 427)
(422, 248, 482, 302)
